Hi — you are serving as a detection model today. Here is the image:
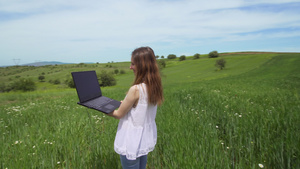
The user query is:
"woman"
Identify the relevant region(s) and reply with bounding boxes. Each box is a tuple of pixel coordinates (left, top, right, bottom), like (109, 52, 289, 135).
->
(108, 46, 163, 169)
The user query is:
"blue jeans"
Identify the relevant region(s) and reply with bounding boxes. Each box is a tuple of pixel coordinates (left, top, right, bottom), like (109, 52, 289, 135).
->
(120, 155, 147, 169)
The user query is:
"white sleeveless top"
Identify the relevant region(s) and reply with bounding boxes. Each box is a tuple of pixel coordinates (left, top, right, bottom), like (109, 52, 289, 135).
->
(114, 83, 157, 160)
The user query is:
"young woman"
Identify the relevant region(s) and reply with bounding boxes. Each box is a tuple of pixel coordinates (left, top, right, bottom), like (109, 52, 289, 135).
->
(108, 46, 163, 169)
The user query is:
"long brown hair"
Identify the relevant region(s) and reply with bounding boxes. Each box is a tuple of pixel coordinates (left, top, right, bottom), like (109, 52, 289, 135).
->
(131, 47, 163, 105)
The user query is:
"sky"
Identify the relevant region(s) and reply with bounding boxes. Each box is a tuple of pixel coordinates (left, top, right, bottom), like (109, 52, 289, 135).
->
(1, 0, 300, 66)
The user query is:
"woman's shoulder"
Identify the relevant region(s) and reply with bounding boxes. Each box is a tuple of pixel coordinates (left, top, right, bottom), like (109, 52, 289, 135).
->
(128, 85, 139, 97)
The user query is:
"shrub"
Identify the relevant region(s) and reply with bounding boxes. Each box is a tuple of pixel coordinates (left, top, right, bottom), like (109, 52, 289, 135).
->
(158, 60, 166, 69)
(0, 83, 8, 92)
(114, 69, 119, 74)
(38, 75, 45, 82)
(11, 78, 36, 92)
(179, 55, 186, 61)
(53, 79, 61, 85)
(209, 51, 219, 58)
(167, 54, 177, 59)
(120, 70, 126, 74)
(194, 53, 200, 59)
(215, 58, 226, 70)
(66, 78, 75, 88)
(98, 71, 116, 87)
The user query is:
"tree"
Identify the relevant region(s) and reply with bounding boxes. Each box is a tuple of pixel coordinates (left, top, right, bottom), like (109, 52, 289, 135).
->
(67, 78, 75, 88)
(53, 79, 61, 84)
(158, 60, 166, 69)
(179, 55, 186, 61)
(215, 58, 226, 70)
(98, 71, 116, 87)
(209, 50, 219, 58)
(161, 56, 164, 59)
(38, 75, 45, 82)
(120, 70, 126, 74)
(167, 54, 177, 59)
(11, 78, 36, 92)
(194, 53, 200, 59)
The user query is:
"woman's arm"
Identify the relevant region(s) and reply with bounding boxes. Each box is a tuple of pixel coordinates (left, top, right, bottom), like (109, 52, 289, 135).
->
(107, 85, 139, 119)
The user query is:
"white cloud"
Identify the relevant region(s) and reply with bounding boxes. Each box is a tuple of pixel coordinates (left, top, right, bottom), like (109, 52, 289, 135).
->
(0, 0, 300, 65)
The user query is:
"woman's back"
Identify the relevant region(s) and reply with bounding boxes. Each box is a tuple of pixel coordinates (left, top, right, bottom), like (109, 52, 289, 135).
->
(114, 83, 157, 160)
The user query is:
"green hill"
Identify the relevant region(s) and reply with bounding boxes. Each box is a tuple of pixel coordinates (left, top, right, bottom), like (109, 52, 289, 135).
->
(0, 52, 299, 168)
(0, 52, 282, 91)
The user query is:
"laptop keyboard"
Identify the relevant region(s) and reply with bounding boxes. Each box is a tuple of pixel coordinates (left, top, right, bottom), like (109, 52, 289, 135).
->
(85, 97, 113, 109)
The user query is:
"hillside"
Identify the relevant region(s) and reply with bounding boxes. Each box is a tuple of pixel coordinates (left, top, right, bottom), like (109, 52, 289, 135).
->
(0, 52, 284, 92)
(0, 52, 299, 168)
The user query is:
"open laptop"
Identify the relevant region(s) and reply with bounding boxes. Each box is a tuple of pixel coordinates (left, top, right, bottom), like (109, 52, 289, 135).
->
(71, 70, 121, 114)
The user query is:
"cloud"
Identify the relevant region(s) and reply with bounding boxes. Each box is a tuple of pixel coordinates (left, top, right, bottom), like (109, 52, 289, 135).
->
(0, 0, 300, 65)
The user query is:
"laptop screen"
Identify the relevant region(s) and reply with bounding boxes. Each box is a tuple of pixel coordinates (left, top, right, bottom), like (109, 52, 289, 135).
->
(72, 71, 102, 103)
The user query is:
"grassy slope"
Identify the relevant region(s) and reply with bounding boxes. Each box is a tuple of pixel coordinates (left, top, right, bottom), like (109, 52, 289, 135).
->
(0, 53, 300, 168)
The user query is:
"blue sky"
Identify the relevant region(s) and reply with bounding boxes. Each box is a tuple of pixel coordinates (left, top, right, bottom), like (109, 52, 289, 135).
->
(1, 0, 300, 66)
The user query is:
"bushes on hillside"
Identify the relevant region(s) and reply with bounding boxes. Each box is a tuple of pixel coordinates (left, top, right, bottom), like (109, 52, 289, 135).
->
(167, 54, 177, 59)
(120, 70, 126, 74)
(97, 71, 116, 87)
(194, 53, 200, 59)
(10, 78, 36, 92)
(215, 58, 226, 70)
(0, 78, 36, 92)
(66, 78, 75, 88)
(209, 51, 219, 58)
(179, 55, 186, 61)
(38, 75, 45, 82)
(158, 60, 166, 69)
(0, 83, 9, 93)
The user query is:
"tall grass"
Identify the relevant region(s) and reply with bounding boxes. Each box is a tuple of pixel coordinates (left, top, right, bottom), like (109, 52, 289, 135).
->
(1, 53, 299, 168)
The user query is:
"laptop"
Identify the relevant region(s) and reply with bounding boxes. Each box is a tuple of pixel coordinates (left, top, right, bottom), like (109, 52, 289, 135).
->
(71, 70, 121, 114)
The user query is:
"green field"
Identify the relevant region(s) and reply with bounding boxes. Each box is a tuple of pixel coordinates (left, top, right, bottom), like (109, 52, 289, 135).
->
(1, 53, 300, 168)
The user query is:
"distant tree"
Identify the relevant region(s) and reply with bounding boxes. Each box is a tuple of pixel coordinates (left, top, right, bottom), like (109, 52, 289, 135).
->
(66, 78, 75, 88)
(78, 63, 85, 67)
(98, 71, 116, 87)
(167, 54, 177, 59)
(158, 60, 166, 69)
(215, 58, 226, 70)
(53, 79, 61, 84)
(120, 70, 126, 74)
(11, 78, 36, 92)
(38, 75, 45, 82)
(194, 53, 200, 59)
(0, 83, 8, 92)
(156, 55, 160, 59)
(114, 69, 119, 74)
(179, 55, 186, 61)
(209, 51, 219, 58)
(161, 56, 164, 59)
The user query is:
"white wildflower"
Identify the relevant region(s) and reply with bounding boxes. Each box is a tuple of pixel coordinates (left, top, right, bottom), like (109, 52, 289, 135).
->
(258, 164, 264, 168)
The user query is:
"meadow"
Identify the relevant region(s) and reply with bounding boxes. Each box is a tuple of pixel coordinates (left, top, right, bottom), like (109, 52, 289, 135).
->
(0, 53, 299, 168)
